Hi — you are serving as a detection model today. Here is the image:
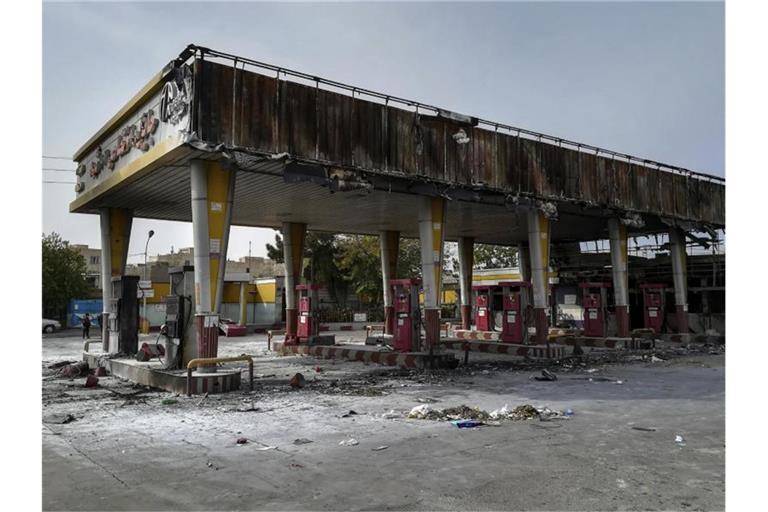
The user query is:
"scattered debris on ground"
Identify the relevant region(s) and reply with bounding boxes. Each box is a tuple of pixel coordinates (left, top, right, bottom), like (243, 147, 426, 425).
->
(534, 369, 558, 381)
(289, 372, 306, 389)
(406, 403, 568, 423)
(48, 361, 74, 370)
(61, 362, 90, 379)
(43, 413, 76, 424)
(339, 438, 359, 446)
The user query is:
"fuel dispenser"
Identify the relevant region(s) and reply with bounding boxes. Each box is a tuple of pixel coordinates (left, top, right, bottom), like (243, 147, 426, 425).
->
(107, 275, 139, 355)
(498, 281, 531, 344)
(580, 282, 611, 338)
(472, 285, 492, 331)
(390, 279, 422, 352)
(162, 266, 196, 368)
(296, 284, 321, 343)
(640, 283, 666, 334)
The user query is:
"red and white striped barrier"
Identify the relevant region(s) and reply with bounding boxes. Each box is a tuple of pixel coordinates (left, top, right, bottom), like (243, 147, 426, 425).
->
(440, 339, 566, 359)
(272, 342, 455, 369)
(453, 329, 500, 341)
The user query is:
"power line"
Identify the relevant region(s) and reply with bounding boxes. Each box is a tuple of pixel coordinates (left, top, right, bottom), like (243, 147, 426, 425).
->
(43, 167, 74, 172)
(43, 181, 76, 184)
(42, 155, 72, 160)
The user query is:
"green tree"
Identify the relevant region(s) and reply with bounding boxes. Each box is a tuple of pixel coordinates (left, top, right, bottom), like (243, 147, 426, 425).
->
(473, 243, 518, 269)
(335, 235, 424, 306)
(337, 235, 381, 302)
(42, 232, 90, 322)
(266, 231, 348, 303)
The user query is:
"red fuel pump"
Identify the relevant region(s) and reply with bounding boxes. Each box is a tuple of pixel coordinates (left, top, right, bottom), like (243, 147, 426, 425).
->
(296, 284, 321, 343)
(472, 285, 492, 331)
(498, 281, 531, 344)
(390, 279, 421, 352)
(640, 283, 666, 334)
(580, 282, 611, 338)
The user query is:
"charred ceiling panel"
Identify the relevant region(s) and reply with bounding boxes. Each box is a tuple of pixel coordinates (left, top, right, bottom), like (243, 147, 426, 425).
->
(192, 59, 725, 227)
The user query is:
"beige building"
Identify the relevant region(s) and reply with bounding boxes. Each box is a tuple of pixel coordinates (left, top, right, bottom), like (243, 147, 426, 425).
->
(70, 244, 102, 288)
(73, 243, 284, 291)
(123, 248, 284, 285)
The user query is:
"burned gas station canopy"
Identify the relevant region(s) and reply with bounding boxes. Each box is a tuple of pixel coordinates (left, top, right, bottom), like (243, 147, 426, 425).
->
(70, 44, 725, 244)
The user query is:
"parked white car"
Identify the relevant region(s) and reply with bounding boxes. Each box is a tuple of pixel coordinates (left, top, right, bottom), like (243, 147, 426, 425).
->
(42, 318, 61, 333)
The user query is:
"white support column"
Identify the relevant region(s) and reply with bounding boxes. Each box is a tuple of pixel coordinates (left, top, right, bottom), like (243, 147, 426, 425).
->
(669, 228, 689, 334)
(191, 161, 212, 313)
(98, 207, 133, 352)
(418, 197, 446, 349)
(608, 218, 630, 336)
(379, 230, 399, 335)
(457, 237, 474, 330)
(527, 210, 551, 344)
(99, 210, 112, 351)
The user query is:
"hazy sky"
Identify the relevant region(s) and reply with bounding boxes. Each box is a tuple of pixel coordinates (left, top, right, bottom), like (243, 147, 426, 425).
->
(43, 1, 724, 263)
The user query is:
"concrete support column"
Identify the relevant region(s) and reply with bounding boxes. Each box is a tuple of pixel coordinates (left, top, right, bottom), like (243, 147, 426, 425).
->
(239, 282, 247, 327)
(99, 207, 133, 351)
(190, 160, 236, 313)
(457, 237, 474, 330)
(608, 218, 630, 337)
(527, 210, 550, 344)
(191, 160, 235, 371)
(282, 222, 307, 343)
(191, 162, 212, 313)
(418, 197, 447, 350)
(379, 230, 400, 334)
(669, 228, 689, 334)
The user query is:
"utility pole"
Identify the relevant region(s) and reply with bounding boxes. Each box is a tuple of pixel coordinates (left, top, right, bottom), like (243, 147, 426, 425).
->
(142, 230, 155, 334)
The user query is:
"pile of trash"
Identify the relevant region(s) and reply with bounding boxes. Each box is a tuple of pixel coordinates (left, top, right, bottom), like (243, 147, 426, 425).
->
(407, 403, 572, 424)
(408, 404, 490, 421)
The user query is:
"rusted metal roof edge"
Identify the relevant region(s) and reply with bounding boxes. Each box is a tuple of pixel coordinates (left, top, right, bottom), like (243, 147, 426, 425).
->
(189, 44, 724, 185)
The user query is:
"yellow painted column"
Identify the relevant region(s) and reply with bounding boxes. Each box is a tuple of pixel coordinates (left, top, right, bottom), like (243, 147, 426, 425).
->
(282, 222, 307, 342)
(99, 208, 133, 350)
(239, 282, 248, 326)
(527, 210, 550, 344)
(207, 162, 236, 314)
(190, 160, 236, 313)
(418, 197, 447, 349)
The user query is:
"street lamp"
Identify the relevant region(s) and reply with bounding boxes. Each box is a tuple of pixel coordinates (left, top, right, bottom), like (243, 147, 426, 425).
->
(142, 230, 155, 334)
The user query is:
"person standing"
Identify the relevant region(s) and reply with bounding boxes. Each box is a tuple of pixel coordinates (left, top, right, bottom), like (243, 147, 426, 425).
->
(82, 312, 92, 339)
